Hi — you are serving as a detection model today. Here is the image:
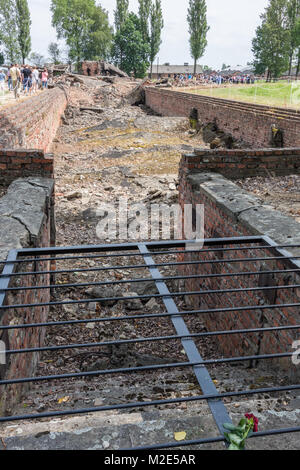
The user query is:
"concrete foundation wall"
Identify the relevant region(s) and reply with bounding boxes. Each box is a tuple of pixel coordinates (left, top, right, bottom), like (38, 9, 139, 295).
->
(0, 177, 55, 414)
(179, 164, 300, 373)
(145, 87, 300, 148)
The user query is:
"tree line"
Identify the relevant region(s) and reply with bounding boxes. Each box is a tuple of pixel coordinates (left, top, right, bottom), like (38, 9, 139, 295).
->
(112, 0, 164, 78)
(0, 0, 210, 78)
(0, 0, 63, 65)
(252, 0, 300, 79)
(50, 0, 209, 78)
(1, 1, 298, 80)
(0, 0, 31, 64)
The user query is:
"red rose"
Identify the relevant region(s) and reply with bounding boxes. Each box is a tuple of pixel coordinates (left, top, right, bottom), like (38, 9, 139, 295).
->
(245, 413, 259, 433)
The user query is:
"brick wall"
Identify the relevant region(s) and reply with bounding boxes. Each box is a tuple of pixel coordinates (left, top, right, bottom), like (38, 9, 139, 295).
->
(0, 178, 55, 414)
(0, 149, 54, 185)
(178, 168, 300, 374)
(0, 88, 68, 152)
(145, 87, 300, 148)
(82, 61, 100, 76)
(181, 147, 300, 179)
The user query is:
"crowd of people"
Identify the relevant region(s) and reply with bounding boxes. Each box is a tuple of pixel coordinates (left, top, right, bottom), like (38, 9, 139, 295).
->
(167, 72, 257, 87)
(0, 64, 50, 99)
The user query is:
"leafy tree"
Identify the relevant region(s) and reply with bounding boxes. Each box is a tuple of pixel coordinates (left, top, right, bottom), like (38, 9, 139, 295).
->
(48, 42, 61, 64)
(112, 13, 150, 78)
(0, 0, 32, 64)
(187, 0, 210, 74)
(252, 19, 270, 76)
(0, 0, 21, 63)
(51, 0, 113, 68)
(82, 5, 113, 61)
(252, 0, 291, 80)
(51, 0, 97, 69)
(297, 48, 300, 76)
(114, 0, 129, 32)
(287, 0, 300, 74)
(138, 0, 152, 43)
(16, 0, 31, 63)
(29, 52, 45, 66)
(149, 0, 164, 77)
(295, 16, 300, 75)
(60, 47, 72, 64)
(114, 0, 129, 68)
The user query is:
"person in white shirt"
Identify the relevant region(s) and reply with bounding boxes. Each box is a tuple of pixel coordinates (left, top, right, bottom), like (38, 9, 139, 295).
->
(10, 64, 21, 98)
(31, 67, 40, 93)
(0, 70, 6, 95)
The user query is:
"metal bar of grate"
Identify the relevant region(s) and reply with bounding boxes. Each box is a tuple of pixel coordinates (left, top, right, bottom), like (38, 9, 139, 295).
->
(0, 351, 295, 386)
(0, 242, 299, 265)
(125, 427, 300, 451)
(0, 236, 299, 450)
(0, 250, 17, 309)
(0, 302, 299, 331)
(3, 267, 300, 293)
(138, 242, 232, 443)
(7, 236, 267, 255)
(4, 323, 300, 356)
(2, 254, 300, 279)
(0, 384, 299, 424)
(1, 283, 300, 311)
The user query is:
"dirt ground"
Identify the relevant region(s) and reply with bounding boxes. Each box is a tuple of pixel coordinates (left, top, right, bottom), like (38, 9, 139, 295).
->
(24, 80, 297, 404)
(12, 78, 217, 412)
(236, 175, 300, 224)
(51, 80, 209, 247)
(0, 88, 43, 109)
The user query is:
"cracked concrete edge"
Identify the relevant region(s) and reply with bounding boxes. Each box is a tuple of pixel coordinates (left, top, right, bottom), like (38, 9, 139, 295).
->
(1, 406, 299, 450)
(186, 172, 300, 257)
(0, 178, 54, 263)
(0, 216, 30, 260)
(7, 177, 55, 195)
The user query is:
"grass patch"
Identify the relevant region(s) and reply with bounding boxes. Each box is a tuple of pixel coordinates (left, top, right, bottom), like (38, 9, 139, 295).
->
(77, 125, 186, 151)
(184, 81, 300, 109)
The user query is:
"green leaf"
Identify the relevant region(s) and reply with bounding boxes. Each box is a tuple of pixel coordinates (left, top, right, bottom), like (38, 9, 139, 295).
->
(238, 418, 248, 427)
(228, 433, 244, 446)
(223, 423, 240, 432)
(235, 425, 246, 434)
(223, 417, 254, 450)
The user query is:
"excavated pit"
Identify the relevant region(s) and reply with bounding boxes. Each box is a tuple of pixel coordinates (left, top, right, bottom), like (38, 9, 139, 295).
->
(1, 78, 299, 450)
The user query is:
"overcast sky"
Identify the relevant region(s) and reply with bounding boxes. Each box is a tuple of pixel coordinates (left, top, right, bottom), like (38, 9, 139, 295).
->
(28, 0, 269, 69)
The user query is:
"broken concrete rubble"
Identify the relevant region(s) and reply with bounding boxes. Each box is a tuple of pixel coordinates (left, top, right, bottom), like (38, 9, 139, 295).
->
(82, 60, 129, 78)
(0, 178, 54, 260)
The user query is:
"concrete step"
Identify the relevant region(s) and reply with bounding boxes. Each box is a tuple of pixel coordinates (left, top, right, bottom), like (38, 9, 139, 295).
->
(1, 397, 299, 450)
(2, 357, 298, 450)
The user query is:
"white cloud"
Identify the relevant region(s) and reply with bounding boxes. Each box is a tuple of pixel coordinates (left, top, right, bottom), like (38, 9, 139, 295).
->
(28, 0, 269, 69)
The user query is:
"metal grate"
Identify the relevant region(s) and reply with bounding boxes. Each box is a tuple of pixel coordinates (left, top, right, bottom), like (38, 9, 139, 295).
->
(0, 236, 300, 450)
